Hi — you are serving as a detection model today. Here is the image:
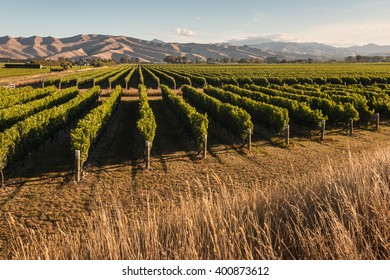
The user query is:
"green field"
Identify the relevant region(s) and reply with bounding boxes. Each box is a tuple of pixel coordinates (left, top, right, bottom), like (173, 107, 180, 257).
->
(0, 63, 52, 77)
(0, 63, 94, 81)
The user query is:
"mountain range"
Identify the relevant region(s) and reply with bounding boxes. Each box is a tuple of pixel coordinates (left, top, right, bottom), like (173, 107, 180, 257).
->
(1, 34, 390, 62)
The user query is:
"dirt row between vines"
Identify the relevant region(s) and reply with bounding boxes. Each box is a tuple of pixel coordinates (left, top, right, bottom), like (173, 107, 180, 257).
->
(1, 89, 390, 258)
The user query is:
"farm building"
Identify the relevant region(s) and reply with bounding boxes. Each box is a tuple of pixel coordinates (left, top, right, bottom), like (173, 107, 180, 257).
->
(4, 63, 43, 69)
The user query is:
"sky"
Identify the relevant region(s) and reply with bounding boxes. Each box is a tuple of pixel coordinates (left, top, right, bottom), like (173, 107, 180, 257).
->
(1, 0, 390, 47)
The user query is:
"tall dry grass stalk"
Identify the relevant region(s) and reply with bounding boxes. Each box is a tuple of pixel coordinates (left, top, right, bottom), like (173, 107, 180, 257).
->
(6, 147, 390, 259)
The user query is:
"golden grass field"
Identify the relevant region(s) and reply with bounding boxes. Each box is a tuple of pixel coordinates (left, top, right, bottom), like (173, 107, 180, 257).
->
(5, 145, 390, 259)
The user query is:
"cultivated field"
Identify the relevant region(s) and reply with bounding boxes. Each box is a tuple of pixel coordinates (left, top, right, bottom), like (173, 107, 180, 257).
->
(0, 63, 389, 259)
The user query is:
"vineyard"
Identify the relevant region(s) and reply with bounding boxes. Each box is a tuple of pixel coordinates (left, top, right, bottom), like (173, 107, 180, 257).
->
(1, 64, 390, 173)
(0, 63, 390, 259)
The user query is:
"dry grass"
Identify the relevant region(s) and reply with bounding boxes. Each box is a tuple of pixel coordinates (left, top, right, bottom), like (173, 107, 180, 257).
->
(6, 147, 390, 260)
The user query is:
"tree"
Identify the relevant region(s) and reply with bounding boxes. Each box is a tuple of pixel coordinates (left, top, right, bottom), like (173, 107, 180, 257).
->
(163, 55, 189, 64)
(130, 57, 140, 63)
(206, 57, 215, 64)
(265, 57, 279, 64)
(164, 55, 175, 63)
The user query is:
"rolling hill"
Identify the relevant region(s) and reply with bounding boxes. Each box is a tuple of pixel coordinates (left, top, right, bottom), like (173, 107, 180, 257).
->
(0, 34, 276, 62)
(1, 34, 390, 62)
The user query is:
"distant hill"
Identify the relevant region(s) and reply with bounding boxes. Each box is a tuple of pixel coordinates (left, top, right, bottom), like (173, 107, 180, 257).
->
(228, 37, 390, 59)
(0, 34, 276, 62)
(1, 34, 390, 62)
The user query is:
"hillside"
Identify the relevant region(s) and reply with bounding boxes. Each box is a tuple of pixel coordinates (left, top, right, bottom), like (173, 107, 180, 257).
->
(2, 34, 390, 62)
(0, 34, 276, 62)
(229, 38, 390, 59)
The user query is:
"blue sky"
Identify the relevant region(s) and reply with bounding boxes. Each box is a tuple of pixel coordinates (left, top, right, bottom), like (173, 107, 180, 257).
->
(1, 0, 390, 46)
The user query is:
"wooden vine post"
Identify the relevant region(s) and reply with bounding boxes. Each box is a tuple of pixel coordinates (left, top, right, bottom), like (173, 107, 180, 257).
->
(125, 81, 129, 90)
(285, 124, 290, 146)
(145, 141, 151, 170)
(375, 113, 380, 131)
(203, 134, 208, 159)
(247, 128, 252, 151)
(349, 118, 354, 136)
(75, 150, 81, 183)
(320, 120, 326, 141)
(109, 81, 112, 90)
(42, 80, 45, 88)
(1, 169, 4, 191)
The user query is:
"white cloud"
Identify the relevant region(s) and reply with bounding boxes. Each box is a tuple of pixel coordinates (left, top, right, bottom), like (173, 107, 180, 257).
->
(299, 20, 390, 46)
(257, 34, 301, 42)
(228, 34, 303, 45)
(195, 16, 202, 21)
(226, 20, 390, 47)
(176, 28, 197, 37)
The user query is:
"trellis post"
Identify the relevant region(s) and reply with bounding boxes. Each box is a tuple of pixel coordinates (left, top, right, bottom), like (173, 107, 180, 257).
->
(285, 124, 290, 146)
(247, 128, 252, 150)
(320, 120, 326, 141)
(145, 141, 151, 169)
(203, 134, 207, 159)
(349, 118, 354, 136)
(75, 150, 81, 183)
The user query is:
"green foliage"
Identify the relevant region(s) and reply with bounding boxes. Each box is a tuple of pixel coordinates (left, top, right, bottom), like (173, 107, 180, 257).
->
(267, 77, 283, 85)
(108, 66, 133, 85)
(0, 86, 56, 109)
(161, 85, 208, 146)
(70, 86, 121, 165)
(252, 77, 268, 87)
(0, 86, 100, 170)
(372, 96, 390, 117)
(0, 86, 34, 96)
(124, 66, 137, 84)
(141, 66, 160, 89)
(44, 67, 120, 88)
(343, 103, 360, 122)
(297, 77, 313, 84)
(181, 85, 252, 139)
(204, 76, 220, 87)
(0, 87, 79, 131)
(225, 85, 323, 129)
(94, 67, 124, 85)
(341, 76, 358, 85)
(202, 86, 287, 132)
(350, 94, 373, 120)
(147, 68, 176, 89)
(220, 76, 237, 85)
(237, 77, 253, 85)
(357, 76, 371, 86)
(326, 77, 343, 85)
(283, 77, 299, 85)
(170, 71, 206, 87)
(247, 84, 364, 124)
(158, 69, 191, 86)
(136, 85, 157, 142)
(76, 68, 119, 86)
(138, 65, 144, 85)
